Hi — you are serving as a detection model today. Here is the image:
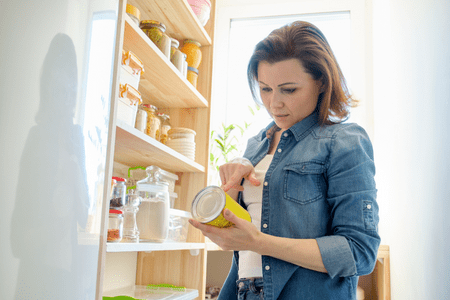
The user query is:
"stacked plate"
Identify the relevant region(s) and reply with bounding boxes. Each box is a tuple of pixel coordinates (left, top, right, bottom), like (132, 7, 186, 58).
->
(166, 127, 196, 160)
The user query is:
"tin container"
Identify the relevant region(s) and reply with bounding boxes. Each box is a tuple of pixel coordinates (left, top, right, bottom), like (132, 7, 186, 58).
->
(191, 186, 251, 228)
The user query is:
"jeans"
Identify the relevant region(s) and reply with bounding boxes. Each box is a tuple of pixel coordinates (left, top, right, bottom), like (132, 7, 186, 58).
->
(237, 277, 264, 300)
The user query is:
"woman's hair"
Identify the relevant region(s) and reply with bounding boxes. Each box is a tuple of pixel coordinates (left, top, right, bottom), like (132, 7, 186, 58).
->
(247, 21, 357, 125)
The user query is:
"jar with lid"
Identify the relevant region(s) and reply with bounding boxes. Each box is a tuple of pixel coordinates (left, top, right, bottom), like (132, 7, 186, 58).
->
(108, 209, 123, 242)
(110, 176, 127, 208)
(170, 38, 184, 74)
(135, 105, 148, 133)
(158, 113, 171, 145)
(142, 104, 161, 140)
(122, 190, 141, 243)
(136, 166, 170, 242)
(139, 20, 171, 59)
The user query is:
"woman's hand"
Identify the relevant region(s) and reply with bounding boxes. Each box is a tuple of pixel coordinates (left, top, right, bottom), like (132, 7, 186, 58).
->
(189, 208, 262, 251)
(220, 157, 261, 192)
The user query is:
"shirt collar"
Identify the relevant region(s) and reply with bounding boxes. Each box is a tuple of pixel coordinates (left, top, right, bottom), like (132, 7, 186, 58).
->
(262, 112, 319, 142)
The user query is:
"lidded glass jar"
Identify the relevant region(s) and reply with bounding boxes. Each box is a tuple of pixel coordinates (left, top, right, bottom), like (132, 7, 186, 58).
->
(136, 166, 170, 242)
(158, 113, 171, 145)
(110, 176, 127, 208)
(142, 104, 160, 140)
(139, 20, 171, 59)
(108, 209, 123, 243)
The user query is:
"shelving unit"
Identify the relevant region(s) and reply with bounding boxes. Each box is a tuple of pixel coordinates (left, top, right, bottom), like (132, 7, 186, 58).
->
(99, 0, 216, 299)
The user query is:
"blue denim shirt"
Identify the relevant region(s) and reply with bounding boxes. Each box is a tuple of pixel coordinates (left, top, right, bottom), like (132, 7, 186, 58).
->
(218, 112, 380, 300)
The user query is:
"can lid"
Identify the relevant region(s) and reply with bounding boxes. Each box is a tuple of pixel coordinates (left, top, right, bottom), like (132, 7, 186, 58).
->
(191, 186, 225, 223)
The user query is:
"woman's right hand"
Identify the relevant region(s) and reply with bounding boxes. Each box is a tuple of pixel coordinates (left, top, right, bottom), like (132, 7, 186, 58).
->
(220, 157, 261, 192)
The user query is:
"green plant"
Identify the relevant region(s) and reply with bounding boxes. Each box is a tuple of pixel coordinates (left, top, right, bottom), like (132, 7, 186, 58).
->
(209, 105, 261, 178)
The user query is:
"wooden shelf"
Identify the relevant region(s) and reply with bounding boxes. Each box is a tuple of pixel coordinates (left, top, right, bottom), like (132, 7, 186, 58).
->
(114, 120, 205, 174)
(106, 242, 206, 253)
(127, 0, 212, 46)
(123, 15, 209, 109)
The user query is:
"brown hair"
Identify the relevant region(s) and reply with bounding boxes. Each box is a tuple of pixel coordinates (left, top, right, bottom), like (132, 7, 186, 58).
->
(247, 21, 357, 125)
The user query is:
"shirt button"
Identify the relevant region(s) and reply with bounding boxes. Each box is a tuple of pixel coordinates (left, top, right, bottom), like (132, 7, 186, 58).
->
(283, 133, 288, 137)
(264, 181, 268, 186)
(277, 149, 282, 153)
(265, 265, 270, 271)
(263, 224, 268, 228)
(367, 204, 372, 209)
(238, 282, 245, 288)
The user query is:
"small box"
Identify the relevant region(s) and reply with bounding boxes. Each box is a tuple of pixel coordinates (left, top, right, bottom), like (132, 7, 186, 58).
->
(167, 209, 191, 242)
(117, 83, 142, 127)
(120, 50, 144, 90)
(160, 169, 178, 193)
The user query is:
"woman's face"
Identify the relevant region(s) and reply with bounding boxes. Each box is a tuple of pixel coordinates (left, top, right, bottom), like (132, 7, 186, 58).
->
(258, 59, 322, 131)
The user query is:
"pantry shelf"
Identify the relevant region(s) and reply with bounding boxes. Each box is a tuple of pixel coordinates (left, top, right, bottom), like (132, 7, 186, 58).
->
(123, 14, 209, 109)
(127, 0, 212, 46)
(106, 242, 206, 253)
(114, 120, 205, 174)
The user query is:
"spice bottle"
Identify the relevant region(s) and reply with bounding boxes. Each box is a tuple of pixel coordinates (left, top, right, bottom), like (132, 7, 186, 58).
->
(142, 104, 160, 140)
(139, 20, 171, 59)
(170, 38, 184, 74)
(108, 209, 123, 242)
(159, 113, 171, 145)
(136, 166, 170, 242)
(110, 177, 127, 208)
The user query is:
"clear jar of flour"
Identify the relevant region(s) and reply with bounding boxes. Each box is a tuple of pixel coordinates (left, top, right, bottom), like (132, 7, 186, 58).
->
(136, 166, 170, 242)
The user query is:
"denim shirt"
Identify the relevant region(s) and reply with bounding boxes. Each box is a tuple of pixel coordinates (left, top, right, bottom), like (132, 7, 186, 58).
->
(218, 112, 380, 300)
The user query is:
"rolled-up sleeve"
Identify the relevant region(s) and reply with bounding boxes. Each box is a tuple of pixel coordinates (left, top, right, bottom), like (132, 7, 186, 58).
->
(317, 124, 380, 279)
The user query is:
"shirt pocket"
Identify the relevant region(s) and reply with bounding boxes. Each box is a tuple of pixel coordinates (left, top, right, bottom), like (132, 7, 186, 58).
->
(283, 161, 326, 205)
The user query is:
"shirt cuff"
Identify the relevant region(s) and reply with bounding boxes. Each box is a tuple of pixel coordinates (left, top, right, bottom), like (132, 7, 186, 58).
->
(316, 235, 356, 278)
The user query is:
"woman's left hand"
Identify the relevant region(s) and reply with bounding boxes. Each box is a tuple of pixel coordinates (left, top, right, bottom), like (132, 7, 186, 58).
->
(189, 208, 262, 251)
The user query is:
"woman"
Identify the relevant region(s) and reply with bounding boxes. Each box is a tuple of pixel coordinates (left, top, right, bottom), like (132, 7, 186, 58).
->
(189, 21, 380, 300)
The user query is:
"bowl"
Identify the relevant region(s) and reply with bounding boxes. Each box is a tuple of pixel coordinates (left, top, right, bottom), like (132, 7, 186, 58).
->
(187, 0, 211, 26)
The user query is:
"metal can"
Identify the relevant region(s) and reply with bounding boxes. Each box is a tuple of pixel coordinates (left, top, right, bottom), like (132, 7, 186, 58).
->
(191, 186, 251, 228)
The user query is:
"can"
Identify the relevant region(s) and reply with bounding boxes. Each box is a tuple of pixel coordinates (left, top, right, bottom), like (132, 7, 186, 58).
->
(191, 186, 251, 228)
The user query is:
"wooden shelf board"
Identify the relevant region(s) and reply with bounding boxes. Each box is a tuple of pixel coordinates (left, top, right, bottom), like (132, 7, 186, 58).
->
(127, 0, 211, 46)
(114, 120, 205, 173)
(123, 15, 208, 109)
(106, 242, 206, 253)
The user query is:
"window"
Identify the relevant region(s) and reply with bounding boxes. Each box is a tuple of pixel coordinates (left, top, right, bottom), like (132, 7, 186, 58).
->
(209, 0, 372, 184)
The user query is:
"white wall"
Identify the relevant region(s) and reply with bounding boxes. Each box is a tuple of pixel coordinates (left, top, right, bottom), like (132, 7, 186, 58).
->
(373, 0, 450, 298)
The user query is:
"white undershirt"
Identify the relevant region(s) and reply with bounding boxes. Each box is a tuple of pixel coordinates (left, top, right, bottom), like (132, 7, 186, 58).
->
(238, 155, 273, 279)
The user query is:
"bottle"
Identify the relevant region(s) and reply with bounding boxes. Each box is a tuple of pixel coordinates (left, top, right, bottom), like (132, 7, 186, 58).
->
(170, 38, 184, 73)
(110, 177, 127, 208)
(122, 190, 141, 243)
(141, 104, 160, 140)
(135, 106, 148, 133)
(108, 209, 124, 242)
(158, 113, 171, 145)
(136, 166, 170, 242)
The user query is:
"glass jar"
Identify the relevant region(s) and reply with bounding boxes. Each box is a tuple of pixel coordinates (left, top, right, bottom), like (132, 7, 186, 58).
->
(170, 38, 184, 73)
(110, 176, 126, 208)
(136, 166, 170, 242)
(139, 20, 171, 59)
(122, 190, 141, 243)
(135, 106, 148, 133)
(158, 113, 171, 145)
(142, 104, 160, 140)
(180, 39, 202, 69)
(108, 209, 123, 243)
